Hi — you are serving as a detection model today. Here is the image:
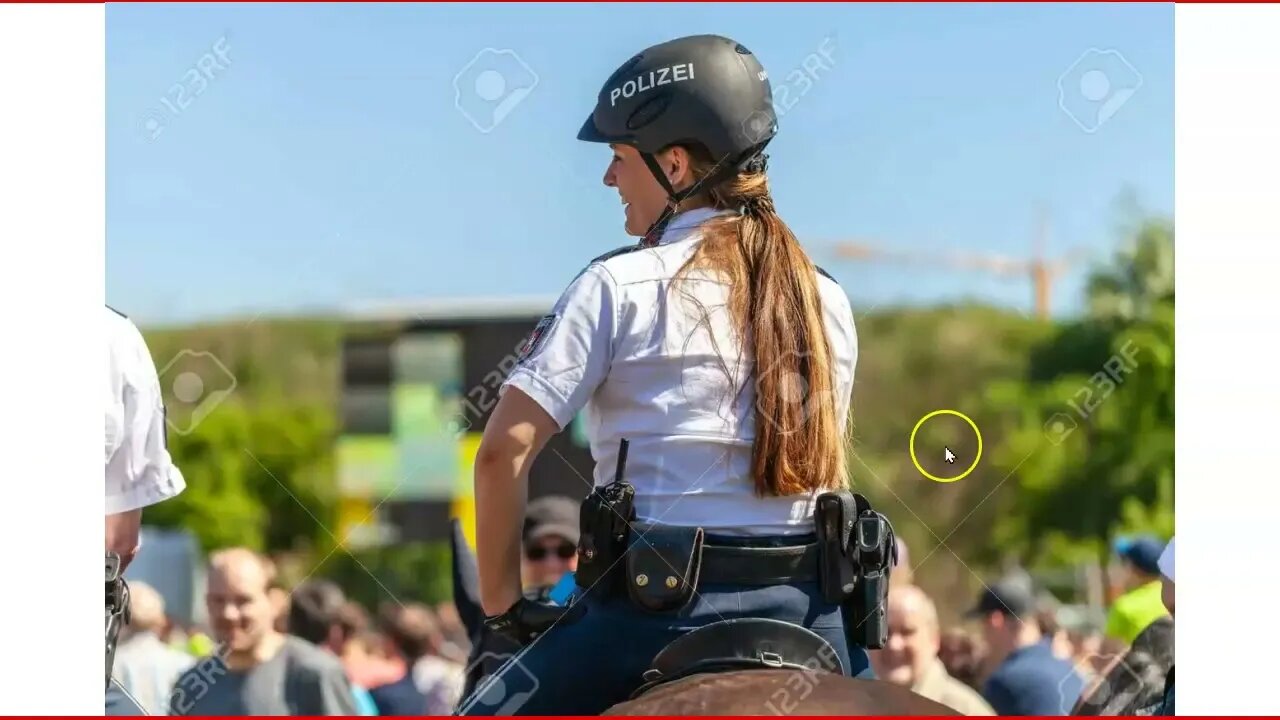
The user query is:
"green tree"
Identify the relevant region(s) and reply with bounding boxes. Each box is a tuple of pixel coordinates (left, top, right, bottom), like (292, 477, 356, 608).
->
(981, 217, 1175, 569)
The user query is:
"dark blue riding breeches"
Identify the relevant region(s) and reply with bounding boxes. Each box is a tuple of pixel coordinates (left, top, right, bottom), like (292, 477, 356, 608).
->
(455, 579, 874, 716)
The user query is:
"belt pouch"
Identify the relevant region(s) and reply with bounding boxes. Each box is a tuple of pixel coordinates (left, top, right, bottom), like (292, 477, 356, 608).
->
(626, 525, 705, 613)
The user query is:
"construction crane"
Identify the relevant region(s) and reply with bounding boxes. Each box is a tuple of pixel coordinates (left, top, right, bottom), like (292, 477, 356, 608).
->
(830, 212, 1087, 320)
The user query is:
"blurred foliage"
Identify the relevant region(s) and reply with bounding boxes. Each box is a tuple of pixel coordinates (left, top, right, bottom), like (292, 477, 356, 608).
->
(981, 217, 1175, 573)
(137, 212, 1174, 619)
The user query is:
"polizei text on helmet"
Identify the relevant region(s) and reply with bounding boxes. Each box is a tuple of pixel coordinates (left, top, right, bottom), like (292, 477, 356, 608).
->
(609, 63, 695, 107)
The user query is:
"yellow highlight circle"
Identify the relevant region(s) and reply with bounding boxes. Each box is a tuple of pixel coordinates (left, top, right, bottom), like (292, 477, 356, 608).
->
(909, 409, 983, 483)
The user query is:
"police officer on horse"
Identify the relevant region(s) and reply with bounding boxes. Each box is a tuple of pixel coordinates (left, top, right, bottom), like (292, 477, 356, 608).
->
(458, 34, 895, 716)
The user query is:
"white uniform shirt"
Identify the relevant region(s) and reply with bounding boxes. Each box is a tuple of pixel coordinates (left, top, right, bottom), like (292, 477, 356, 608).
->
(106, 306, 186, 514)
(503, 208, 857, 535)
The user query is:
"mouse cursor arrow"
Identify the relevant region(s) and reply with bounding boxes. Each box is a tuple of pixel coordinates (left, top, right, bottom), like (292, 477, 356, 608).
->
(944, 447, 957, 464)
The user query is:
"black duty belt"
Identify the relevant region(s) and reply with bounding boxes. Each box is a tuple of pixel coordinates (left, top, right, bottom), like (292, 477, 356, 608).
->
(696, 541, 820, 586)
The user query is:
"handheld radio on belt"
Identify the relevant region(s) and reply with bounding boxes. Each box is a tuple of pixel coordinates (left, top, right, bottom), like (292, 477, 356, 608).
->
(105, 552, 131, 690)
(575, 438, 636, 596)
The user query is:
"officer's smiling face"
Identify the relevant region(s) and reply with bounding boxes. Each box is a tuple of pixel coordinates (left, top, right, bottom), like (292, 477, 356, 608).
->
(603, 143, 690, 237)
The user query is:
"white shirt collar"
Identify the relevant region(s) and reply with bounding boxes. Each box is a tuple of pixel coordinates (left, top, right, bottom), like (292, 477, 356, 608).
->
(654, 207, 736, 246)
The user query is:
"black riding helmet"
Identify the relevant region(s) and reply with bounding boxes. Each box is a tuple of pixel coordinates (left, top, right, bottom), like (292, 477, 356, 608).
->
(577, 34, 778, 239)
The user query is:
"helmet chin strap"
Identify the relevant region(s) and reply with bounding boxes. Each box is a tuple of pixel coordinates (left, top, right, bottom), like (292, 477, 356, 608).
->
(637, 147, 764, 247)
(639, 152, 688, 248)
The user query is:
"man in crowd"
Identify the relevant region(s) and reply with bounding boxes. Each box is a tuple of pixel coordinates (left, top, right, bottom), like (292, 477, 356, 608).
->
(371, 603, 466, 715)
(520, 495, 579, 593)
(871, 585, 996, 715)
(169, 548, 358, 715)
(453, 497, 581, 708)
(1105, 535, 1170, 644)
(287, 579, 380, 715)
(334, 600, 405, 691)
(112, 581, 195, 715)
(970, 580, 1085, 715)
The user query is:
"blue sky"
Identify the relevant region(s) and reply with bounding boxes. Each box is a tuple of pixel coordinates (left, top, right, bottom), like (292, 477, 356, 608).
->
(106, 3, 1173, 325)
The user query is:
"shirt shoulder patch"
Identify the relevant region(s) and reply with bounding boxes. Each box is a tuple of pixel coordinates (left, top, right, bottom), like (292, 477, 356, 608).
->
(814, 265, 837, 283)
(107, 304, 128, 319)
(517, 313, 559, 364)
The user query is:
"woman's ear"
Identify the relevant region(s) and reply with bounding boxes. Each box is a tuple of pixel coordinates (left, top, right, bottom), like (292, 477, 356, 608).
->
(663, 146, 693, 190)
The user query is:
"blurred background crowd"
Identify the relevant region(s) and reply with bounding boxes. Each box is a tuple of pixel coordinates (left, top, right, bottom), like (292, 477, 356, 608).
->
(114, 493, 1173, 716)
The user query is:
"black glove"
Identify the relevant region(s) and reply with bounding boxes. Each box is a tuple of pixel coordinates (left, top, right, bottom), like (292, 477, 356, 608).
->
(483, 596, 586, 646)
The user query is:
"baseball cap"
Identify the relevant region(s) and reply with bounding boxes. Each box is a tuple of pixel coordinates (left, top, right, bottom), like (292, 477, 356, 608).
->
(966, 579, 1036, 619)
(523, 495, 580, 545)
(1114, 535, 1164, 576)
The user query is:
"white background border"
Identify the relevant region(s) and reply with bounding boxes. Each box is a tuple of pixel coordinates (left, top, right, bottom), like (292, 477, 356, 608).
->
(1176, 4, 1280, 715)
(1, 3, 1279, 714)
(0, 3, 103, 715)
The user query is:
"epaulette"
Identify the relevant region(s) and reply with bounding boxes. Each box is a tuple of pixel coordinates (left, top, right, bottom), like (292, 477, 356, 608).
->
(589, 243, 644, 266)
(570, 243, 645, 284)
(106, 304, 128, 319)
(814, 265, 838, 284)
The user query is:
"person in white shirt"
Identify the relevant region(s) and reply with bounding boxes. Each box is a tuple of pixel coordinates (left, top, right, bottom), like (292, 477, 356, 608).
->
(111, 581, 196, 715)
(459, 34, 881, 717)
(106, 305, 186, 714)
(106, 305, 186, 564)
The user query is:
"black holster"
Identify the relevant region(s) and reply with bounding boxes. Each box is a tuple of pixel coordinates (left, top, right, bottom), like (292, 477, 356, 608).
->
(814, 490, 896, 651)
(575, 480, 635, 599)
(105, 552, 131, 691)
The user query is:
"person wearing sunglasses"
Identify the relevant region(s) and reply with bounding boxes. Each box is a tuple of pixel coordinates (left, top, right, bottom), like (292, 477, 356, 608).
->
(521, 496, 580, 594)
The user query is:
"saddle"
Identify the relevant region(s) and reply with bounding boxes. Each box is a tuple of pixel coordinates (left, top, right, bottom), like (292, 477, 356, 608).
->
(631, 618, 842, 699)
(615, 618, 961, 716)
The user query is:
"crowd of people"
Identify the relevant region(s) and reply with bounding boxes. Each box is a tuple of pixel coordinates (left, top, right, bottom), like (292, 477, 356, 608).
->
(111, 492, 1173, 717)
(110, 496, 583, 716)
(113, 548, 472, 716)
(872, 534, 1176, 716)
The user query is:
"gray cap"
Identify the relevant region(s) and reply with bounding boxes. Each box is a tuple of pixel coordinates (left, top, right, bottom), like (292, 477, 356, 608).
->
(967, 579, 1035, 619)
(523, 496, 579, 545)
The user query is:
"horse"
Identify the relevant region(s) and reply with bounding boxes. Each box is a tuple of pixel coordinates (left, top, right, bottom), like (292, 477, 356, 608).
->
(605, 668, 957, 715)
(448, 520, 956, 716)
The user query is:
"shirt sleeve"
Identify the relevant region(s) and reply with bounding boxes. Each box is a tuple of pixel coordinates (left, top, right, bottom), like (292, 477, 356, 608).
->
(314, 665, 360, 715)
(502, 263, 618, 430)
(106, 321, 186, 515)
(820, 282, 858, 434)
